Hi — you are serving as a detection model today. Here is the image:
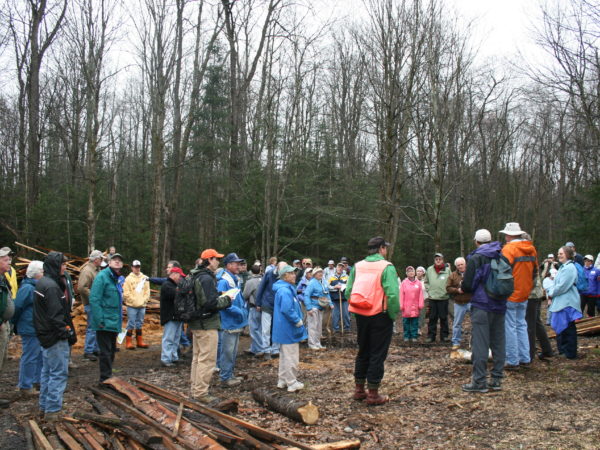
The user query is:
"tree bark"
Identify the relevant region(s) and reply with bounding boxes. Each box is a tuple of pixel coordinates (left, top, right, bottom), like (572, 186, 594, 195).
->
(252, 387, 319, 425)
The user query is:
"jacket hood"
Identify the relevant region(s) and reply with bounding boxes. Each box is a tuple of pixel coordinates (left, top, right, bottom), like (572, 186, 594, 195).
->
(22, 277, 38, 286)
(506, 239, 537, 256)
(43, 251, 65, 283)
(273, 279, 295, 294)
(474, 241, 502, 258)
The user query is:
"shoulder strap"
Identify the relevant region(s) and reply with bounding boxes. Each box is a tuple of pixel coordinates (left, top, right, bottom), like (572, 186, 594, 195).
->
(513, 256, 536, 264)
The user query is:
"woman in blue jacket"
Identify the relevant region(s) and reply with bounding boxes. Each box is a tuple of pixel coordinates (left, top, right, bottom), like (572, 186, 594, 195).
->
(272, 265, 307, 392)
(302, 267, 333, 350)
(547, 246, 583, 359)
(12, 261, 44, 394)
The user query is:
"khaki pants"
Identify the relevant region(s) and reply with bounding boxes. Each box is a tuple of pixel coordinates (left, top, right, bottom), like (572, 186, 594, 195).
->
(191, 329, 218, 398)
(322, 307, 332, 334)
(278, 343, 300, 387)
(307, 309, 323, 349)
(0, 322, 9, 372)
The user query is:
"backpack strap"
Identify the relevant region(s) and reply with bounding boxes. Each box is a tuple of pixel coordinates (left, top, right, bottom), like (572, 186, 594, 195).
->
(513, 256, 536, 264)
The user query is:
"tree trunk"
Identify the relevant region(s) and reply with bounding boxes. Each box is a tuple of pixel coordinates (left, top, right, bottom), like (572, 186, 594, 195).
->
(251, 388, 319, 425)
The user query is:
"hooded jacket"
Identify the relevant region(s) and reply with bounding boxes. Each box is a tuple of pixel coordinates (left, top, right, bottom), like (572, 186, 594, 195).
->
(462, 241, 507, 314)
(583, 265, 600, 297)
(272, 280, 307, 345)
(501, 239, 538, 302)
(400, 277, 424, 318)
(12, 277, 38, 336)
(159, 276, 178, 325)
(217, 270, 249, 331)
(33, 252, 76, 348)
(123, 271, 150, 308)
(89, 267, 123, 333)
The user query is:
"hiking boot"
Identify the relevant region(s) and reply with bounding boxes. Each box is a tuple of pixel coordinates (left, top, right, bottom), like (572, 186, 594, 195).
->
(194, 394, 218, 404)
(425, 337, 434, 343)
(19, 388, 38, 397)
(461, 382, 488, 393)
(277, 381, 286, 389)
(504, 364, 520, 371)
(353, 383, 367, 401)
(287, 381, 304, 392)
(264, 353, 272, 360)
(44, 411, 62, 422)
(135, 330, 149, 348)
(84, 353, 98, 361)
(271, 353, 280, 358)
(488, 378, 502, 391)
(68, 360, 79, 370)
(366, 388, 389, 406)
(221, 378, 241, 388)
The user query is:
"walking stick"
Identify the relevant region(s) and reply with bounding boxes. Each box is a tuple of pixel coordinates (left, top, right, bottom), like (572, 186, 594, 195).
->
(339, 296, 344, 346)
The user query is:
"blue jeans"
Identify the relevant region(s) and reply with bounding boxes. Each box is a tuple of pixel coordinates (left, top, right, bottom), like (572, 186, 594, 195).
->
(260, 311, 280, 355)
(19, 335, 43, 389)
(39, 339, 69, 413)
(84, 305, 99, 354)
(179, 328, 191, 347)
(505, 301, 530, 365)
(402, 317, 419, 339)
(452, 302, 471, 346)
(126, 307, 146, 330)
(161, 321, 183, 364)
(219, 331, 240, 381)
(248, 307, 265, 354)
(332, 299, 350, 332)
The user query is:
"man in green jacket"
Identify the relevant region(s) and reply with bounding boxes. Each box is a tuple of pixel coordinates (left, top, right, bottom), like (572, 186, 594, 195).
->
(90, 254, 124, 382)
(425, 253, 451, 343)
(346, 237, 399, 406)
(188, 249, 232, 404)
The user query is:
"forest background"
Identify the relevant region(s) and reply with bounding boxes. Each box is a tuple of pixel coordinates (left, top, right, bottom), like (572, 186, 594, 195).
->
(0, 0, 599, 275)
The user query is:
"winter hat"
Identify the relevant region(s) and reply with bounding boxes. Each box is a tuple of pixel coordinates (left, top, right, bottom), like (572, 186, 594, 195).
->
(405, 266, 415, 273)
(416, 266, 426, 274)
(474, 229, 492, 243)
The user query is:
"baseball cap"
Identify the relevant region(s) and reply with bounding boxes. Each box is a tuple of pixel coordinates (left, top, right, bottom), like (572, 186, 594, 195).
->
(340, 256, 349, 262)
(89, 250, 103, 260)
(222, 253, 244, 265)
(132, 260, 141, 267)
(109, 253, 123, 261)
(474, 229, 492, 243)
(170, 266, 186, 277)
(548, 253, 554, 258)
(584, 254, 594, 261)
(278, 265, 296, 278)
(434, 252, 444, 258)
(200, 249, 224, 259)
(293, 259, 300, 265)
(565, 242, 575, 248)
(0, 247, 14, 257)
(328, 260, 334, 265)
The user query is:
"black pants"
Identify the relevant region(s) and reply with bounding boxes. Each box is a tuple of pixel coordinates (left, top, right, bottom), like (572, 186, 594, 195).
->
(354, 313, 393, 387)
(428, 300, 449, 340)
(96, 330, 117, 382)
(525, 298, 553, 360)
(580, 295, 596, 317)
(556, 321, 577, 359)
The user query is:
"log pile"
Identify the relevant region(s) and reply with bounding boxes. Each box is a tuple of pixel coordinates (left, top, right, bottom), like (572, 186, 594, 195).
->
(27, 377, 360, 450)
(547, 316, 600, 338)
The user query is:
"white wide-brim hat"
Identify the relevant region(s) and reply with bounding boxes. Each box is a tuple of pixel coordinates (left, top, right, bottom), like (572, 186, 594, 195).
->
(499, 222, 525, 236)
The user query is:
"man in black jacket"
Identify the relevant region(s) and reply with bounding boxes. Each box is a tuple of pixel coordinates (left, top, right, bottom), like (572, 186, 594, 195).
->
(34, 252, 77, 421)
(160, 267, 185, 366)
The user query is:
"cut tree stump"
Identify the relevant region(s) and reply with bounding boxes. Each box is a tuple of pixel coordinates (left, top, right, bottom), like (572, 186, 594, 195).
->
(252, 388, 319, 425)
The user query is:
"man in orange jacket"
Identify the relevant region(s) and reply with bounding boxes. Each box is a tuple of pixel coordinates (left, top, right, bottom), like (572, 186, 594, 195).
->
(500, 223, 538, 369)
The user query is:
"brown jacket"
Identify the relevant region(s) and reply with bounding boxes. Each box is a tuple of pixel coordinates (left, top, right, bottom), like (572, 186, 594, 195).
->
(77, 262, 99, 306)
(446, 270, 471, 304)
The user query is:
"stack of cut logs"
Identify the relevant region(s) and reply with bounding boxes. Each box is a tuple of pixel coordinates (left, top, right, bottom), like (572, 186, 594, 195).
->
(25, 377, 359, 450)
(547, 316, 600, 338)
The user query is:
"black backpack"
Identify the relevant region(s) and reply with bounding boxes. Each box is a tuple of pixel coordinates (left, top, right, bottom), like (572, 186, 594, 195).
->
(173, 272, 221, 322)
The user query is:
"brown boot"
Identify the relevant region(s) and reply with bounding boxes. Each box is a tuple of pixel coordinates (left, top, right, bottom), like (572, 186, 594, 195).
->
(366, 388, 389, 406)
(353, 383, 367, 401)
(125, 331, 135, 350)
(136, 329, 149, 348)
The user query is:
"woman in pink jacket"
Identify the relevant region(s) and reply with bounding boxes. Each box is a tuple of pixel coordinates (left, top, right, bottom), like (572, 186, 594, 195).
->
(400, 266, 424, 342)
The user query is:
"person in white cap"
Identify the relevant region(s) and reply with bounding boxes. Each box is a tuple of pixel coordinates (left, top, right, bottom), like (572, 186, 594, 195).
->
(122, 260, 150, 349)
(499, 223, 538, 370)
(581, 255, 598, 317)
(323, 260, 336, 283)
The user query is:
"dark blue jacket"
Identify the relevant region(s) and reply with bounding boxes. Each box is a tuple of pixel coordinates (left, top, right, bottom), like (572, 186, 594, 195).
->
(12, 278, 38, 336)
(255, 269, 278, 313)
(462, 241, 507, 314)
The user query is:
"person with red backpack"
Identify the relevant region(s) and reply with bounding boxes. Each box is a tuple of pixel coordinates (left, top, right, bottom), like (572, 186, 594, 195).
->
(346, 237, 399, 406)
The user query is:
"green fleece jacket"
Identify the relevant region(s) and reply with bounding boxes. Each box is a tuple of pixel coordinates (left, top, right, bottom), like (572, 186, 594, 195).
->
(346, 254, 400, 320)
(425, 264, 451, 300)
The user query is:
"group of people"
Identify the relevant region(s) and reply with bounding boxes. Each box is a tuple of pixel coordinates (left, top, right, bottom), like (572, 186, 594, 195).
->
(0, 225, 598, 420)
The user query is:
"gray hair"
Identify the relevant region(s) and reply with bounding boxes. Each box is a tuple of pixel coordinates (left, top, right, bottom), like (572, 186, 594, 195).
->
(454, 257, 466, 266)
(26, 260, 44, 278)
(521, 233, 532, 241)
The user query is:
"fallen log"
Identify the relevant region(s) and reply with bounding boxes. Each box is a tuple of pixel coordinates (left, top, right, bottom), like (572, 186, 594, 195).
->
(252, 388, 319, 425)
(130, 377, 314, 450)
(23, 420, 35, 450)
(103, 377, 223, 449)
(90, 387, 215, 450)
(285, 440, 361, 450)
(29, 420, 53, 450)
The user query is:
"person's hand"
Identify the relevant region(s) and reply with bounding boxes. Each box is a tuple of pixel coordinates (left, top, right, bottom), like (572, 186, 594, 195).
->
(256, 306, 261, 312)
(295, 320, 303, 328)
(458, 288, 463, 294)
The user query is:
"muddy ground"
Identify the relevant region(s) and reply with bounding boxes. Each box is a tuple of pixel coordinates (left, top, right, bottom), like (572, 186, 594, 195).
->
(1, 315, 600, 449)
